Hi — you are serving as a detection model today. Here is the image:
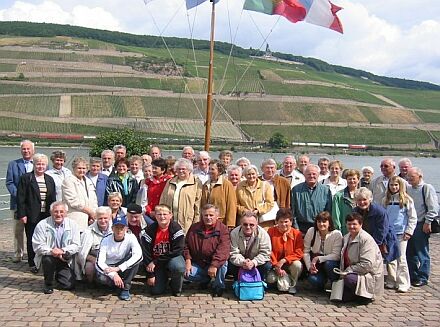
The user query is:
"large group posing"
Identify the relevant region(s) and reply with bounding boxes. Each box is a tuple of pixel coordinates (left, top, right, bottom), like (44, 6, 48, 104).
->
(6, 140, 439, 303)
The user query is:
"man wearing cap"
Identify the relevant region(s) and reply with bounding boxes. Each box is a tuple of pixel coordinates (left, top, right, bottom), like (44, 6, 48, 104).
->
(32, 201, 80, 294)
(77, 206, 112, 283)
(96, 215, 143, 301)
(126, 203, 147, 243)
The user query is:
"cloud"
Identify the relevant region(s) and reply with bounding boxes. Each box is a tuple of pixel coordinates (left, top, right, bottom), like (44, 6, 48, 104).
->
(0, 1, 121, 31)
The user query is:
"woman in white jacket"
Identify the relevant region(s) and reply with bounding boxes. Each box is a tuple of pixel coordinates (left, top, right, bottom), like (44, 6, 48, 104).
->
(383, 176, 417, 292)
(62, 157, 98, 232)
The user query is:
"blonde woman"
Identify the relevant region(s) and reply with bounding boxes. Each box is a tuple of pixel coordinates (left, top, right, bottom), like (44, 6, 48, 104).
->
(383, 176, 417, 292)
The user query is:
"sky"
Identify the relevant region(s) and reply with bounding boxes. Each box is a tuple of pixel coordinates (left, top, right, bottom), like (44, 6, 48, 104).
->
(0, 0, 439, 85)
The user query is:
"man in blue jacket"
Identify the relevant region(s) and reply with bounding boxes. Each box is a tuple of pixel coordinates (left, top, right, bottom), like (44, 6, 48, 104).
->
(6, 140, 35, 262)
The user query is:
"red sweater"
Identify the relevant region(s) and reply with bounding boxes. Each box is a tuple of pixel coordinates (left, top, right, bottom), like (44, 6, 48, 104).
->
(145, 175, 171, 216)
(268, 227, 304, 265)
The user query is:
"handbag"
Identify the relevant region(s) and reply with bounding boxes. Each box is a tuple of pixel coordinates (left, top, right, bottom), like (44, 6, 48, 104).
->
(421, 185, 440, 234)
(233, 267, 267, 301)
(259, 182, 279, 223)
(330, 279, 344, 301)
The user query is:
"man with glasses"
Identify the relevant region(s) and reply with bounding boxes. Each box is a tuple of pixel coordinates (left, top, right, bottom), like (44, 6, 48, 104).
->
(229, 212, 272, 281)
(369, 158, 398, 204)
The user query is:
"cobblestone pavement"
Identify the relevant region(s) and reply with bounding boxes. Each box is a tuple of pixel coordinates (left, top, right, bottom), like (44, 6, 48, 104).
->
(1, 218, 439, 327)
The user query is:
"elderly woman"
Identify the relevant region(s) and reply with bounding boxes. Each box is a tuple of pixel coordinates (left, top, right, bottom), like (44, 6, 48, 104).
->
(105, 158, 139, 207)
(303, 211, 342, 290)
(201, 160, 237, 229)
(332, 169, 361, 235)
(227, 165, 242, 189)
(336, 213, 384, 302)
(62, 157, 98, 232)
(129, 155, 144, 184)
(219, 150, 233, 168)
(360, 166, 374, 188)
(76, 206, 112, 283)
(17, 153, 56, 273)
(236, 165, 274, 229)
(235, 157, 251, 170)
(45, 150, 72, 201)
(267, 208, 303, 294)
(159, 158, 202, 233)
(353, 187, 400, 264)
(322, 160, 347, 197)
(108, 192, 127, 219)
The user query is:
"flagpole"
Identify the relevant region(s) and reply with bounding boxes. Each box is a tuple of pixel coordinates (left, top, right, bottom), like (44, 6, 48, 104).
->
(204, 0, 216, 151)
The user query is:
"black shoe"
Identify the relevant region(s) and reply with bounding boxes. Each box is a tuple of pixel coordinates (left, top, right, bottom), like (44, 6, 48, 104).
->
(30, 266, 38, 274)
(412, 280, 428, 287)
(172, 291, 182, 297)
(211, 288, 224, 297)
(43, 286, 54, 294)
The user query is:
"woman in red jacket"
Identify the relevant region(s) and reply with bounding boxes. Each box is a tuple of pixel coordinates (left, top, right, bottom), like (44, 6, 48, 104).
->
(267, 208, 304, 294)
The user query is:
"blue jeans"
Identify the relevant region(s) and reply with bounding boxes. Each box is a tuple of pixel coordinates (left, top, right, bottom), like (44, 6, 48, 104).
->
(407, 222, 430, 283)
(150, 255, 185, 295)
(308, 260, 340, 289)
(185, 262, 228, 290)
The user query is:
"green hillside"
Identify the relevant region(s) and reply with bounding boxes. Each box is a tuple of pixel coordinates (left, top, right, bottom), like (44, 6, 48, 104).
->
(0, 21, 439, 149)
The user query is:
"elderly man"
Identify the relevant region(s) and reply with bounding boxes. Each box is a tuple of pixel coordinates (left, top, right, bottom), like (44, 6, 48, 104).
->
(86, 158, 108, 207)
(193, 151, 211, 184)
(291, 164, 332, 233)
(77, 206, 112, 283)
(149, 146, 162, 160)
(277, 155, 305, 189)
(297, 155, 310, 175)
(126, 203, 147, 242)
(406, 167, 439, 287)
(113, 144, 127, 161)
(182, 146, 195, 161)
(141, 205, 185, 296)
(46, 150, 72, 201)
(317, 156, 330, 182)
(369, 158, 397, 204)
(101, 149, 115, 177)
(32, 202, 80, 294)
(184, 204, 230, 297)
(96, 215, 143, 301)
(6, 139, 35, 263)
(229, 212, 272, 280)
(398, 158, 412, 180)
(259, 158, 291, 228)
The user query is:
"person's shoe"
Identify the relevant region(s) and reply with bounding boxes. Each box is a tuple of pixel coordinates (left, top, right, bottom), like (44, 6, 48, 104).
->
(288, 286, 297, 295)
(118, 289, 131, 301)
(43, 286, 54, 294)
(12, 256, 22, 263)
(412, 280, 428, 287)
(385, 283, 396, 290)
(172, 291, 182, 297)
(211, 287, 224, 297)
(30, 266, 38, 274)
(397, 287, 409, 293)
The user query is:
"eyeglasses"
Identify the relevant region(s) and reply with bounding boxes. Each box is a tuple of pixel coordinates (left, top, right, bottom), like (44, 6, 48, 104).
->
(380, 165, 390, 168)
(242, 223, 256, 227)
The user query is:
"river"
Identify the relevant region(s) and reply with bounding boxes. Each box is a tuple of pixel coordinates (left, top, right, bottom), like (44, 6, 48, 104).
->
(0, 145, 438, 219)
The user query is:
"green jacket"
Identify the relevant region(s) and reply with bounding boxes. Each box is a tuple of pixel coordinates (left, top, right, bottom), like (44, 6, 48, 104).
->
(332, 188, 356, 235)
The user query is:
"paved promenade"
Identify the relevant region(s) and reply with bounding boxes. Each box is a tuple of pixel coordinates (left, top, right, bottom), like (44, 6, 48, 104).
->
(1, 218, 439, 327)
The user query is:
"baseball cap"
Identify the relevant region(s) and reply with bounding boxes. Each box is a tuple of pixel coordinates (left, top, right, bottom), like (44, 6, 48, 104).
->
(112, 215, 128, 226)
(126, 203, 143, 214)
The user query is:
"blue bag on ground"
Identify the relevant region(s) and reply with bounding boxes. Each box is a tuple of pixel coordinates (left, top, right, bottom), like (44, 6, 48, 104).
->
(232, 268, 267, 300)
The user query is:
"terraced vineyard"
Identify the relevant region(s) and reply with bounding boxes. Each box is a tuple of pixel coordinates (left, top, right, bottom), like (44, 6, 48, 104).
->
(0, 31, 439, 147)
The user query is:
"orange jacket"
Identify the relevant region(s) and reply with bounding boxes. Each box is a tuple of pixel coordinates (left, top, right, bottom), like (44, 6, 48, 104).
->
(268, 226, 304, 265)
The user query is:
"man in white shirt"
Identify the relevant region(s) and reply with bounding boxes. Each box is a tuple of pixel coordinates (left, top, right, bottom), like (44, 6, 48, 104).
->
(101, 149, 115, 176)
(277, 155, 305, 189)
(193, 151, 210, 184)
(96, 215, 143, 301)
(369, 158, 397, 204)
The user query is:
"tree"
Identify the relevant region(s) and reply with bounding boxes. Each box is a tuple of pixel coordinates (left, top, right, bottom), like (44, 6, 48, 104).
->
(268, 132, 289, 149)
(89, 128, 150, 157)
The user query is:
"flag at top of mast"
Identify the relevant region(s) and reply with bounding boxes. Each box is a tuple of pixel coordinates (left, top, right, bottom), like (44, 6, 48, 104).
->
(186, 0, 220, 9)
(243, 0, 343, 33)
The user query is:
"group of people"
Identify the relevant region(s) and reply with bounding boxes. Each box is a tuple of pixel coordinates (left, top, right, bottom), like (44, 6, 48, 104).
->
(6, 141, 439, 303)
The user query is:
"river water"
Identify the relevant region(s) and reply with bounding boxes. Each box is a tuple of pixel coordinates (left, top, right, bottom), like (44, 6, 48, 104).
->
(0, 145, 438, 219)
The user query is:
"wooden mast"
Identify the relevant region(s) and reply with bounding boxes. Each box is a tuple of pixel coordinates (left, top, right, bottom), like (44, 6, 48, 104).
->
(204, 0, 216, 151)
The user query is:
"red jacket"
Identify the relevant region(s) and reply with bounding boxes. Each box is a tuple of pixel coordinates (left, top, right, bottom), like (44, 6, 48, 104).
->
(145, 175, 171, 216)
(268, 226, 304, 265)
(184, 220, 230, 269)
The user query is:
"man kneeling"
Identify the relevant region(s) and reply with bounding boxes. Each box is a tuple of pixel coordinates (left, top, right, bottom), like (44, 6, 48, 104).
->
(184, 204, 230, 297)
(32, 201, 80, 294)
(141, 204, 185, 296)
(96, 215, 142, 301)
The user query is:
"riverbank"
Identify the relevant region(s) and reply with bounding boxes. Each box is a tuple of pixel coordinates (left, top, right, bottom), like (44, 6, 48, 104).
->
(1, 217, 439, 326)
